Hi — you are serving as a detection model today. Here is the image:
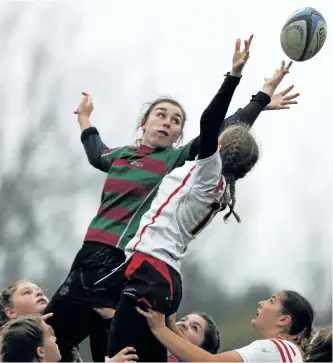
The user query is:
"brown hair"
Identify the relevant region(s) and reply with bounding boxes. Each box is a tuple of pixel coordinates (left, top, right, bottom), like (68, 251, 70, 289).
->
(279, 290, 314, 352)
(0, 315, 45, 362)
(304, 326, 332, 362)
(0, 280, 26, 327)
(219, 125, 259, 222)
(136, 96, 187, 147)
(194, 312, 221, 354)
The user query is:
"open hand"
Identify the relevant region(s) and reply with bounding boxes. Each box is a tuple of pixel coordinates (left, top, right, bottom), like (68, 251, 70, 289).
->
(265, 84, 300, 110)
(232, 34, 253, 76)
(263, 60, 293, 97)
(74, 91, 94, 118)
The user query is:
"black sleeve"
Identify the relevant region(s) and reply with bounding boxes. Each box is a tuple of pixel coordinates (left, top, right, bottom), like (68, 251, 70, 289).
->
(188, 91, 271, 160)
(198, 73, 241, 160)
(221, 91, 271, 131)
(81, 127, 110, 172)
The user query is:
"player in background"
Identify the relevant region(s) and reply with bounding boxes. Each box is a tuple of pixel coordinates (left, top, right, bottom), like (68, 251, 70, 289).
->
(167, 312, 220, 362)
(94, 307, 221, 361)
(0, 315, 61, 362)
(0, 280, 137, 363)
(138, 290, 314, 362)
(304, 326, 332, 362)
(106, 56, 292, 361)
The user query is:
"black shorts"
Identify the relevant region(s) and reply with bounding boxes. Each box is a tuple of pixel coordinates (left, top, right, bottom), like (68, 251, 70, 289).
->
(122, 251, 182, 315)
(54, 242, 126, 308)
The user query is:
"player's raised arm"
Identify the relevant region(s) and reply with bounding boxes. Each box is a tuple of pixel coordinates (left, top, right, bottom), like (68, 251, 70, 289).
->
(74, 92, 119, 173)
(136, 308, 242, 362)
(187, 35, 253, 160)
(223, 64, 298, 130)
(198, 35, 252, 160)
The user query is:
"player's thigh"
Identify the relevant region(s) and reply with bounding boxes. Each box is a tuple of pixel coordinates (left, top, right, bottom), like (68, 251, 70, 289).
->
(124, 252, 183, 314)
(46, 297, 95, 354)
(89, 316, 111, 362)
(108, 295, 167, 362)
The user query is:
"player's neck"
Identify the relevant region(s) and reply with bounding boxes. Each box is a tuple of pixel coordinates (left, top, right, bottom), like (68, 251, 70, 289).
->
(257, 328, 281, 340)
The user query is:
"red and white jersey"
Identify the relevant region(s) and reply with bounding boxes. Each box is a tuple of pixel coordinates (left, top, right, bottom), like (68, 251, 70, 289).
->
(235, 339, 303, 362)
(125, 150, 225, 275)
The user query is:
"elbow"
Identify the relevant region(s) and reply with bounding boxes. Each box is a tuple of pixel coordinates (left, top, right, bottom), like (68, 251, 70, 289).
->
(87, 155, 104, 170)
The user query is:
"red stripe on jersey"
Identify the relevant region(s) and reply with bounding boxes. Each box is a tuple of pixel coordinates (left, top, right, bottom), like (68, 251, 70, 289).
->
(137, 297, 152, 309)
(213, 176, 224, 193)
(84, 228, 119, 247)
(133, 166, 196, 250)
(271, 339, 287, 362)
(101, 148, 113, 156)
(286, 342, 296, 357)
(97, 205, 132, 224)
(103, 179, 152, 199)
(125, 252, 174, 299)
(113, 158, 167, 175)
(277, 339, 293, 362)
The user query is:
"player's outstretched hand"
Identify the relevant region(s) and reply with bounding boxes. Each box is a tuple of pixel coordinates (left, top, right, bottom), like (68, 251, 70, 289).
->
(105, 347, 138, 363)
(74, 91, 94, 118)
(265, 84, 300, 110)
(231, 34, 254, 76)
(263, 60, 293, 97)
(136, 306, 166, 331)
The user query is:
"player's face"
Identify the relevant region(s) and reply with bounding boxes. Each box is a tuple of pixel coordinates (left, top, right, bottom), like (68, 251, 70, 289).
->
(251, 292, 289, 336)
(176, 314, 207, 347)
(37, 322, 61, 362)
(7, 281, 49, 318)
(141, 102, 184, 148)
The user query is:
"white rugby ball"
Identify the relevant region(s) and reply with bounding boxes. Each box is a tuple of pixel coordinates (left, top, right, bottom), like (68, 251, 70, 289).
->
(280, 7, 327, 61)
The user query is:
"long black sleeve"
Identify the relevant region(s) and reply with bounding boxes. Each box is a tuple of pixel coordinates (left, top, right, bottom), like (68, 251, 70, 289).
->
(188, 91, 271, 160)
(81, 127, 110, 172)
(198, 73, 241, 160)
(221, 91, 271, 130)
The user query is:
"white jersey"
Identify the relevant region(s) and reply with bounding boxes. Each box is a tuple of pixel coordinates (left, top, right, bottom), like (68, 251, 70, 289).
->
(125, 150, 226, 275)
(235, 339, 303, 362)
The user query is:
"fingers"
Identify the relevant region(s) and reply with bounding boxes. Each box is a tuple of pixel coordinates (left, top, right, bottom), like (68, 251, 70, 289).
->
(246, 34, 254, 50)
(283, 93, 300, 101)
(135, 306, 150, 318)
(235, 38, 241, 52)
(285, 60, 293, 71)
(41, 313, 54, 320)
(282, 100, 298, 106)
(74, 91, 93, 114)
(280, 84, 294, 96)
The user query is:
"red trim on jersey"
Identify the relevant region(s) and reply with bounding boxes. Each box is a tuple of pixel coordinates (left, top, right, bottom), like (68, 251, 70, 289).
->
(271, 339, 287, 362)
(133, 165, 196, 249)
(213, 176, 224, 193)
(277, 339, 294, 361)
(286, 342, 296, 357)
(137, 297, 152, 309)
(125, 252, 174, 299)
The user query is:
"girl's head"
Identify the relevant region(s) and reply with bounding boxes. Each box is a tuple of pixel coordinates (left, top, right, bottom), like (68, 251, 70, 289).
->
(0, 315, 61, 362)
(252, 290, 314, 349)
(305, 326, 332, 362)
(176, 312, 220, 353)
(0, 280, 49, 326)
(138, 97, 187, 149)
(218, 125, 259, 222)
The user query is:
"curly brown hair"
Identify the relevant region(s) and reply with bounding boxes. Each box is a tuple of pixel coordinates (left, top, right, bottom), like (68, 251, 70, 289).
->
(219, 125, 259, 222)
